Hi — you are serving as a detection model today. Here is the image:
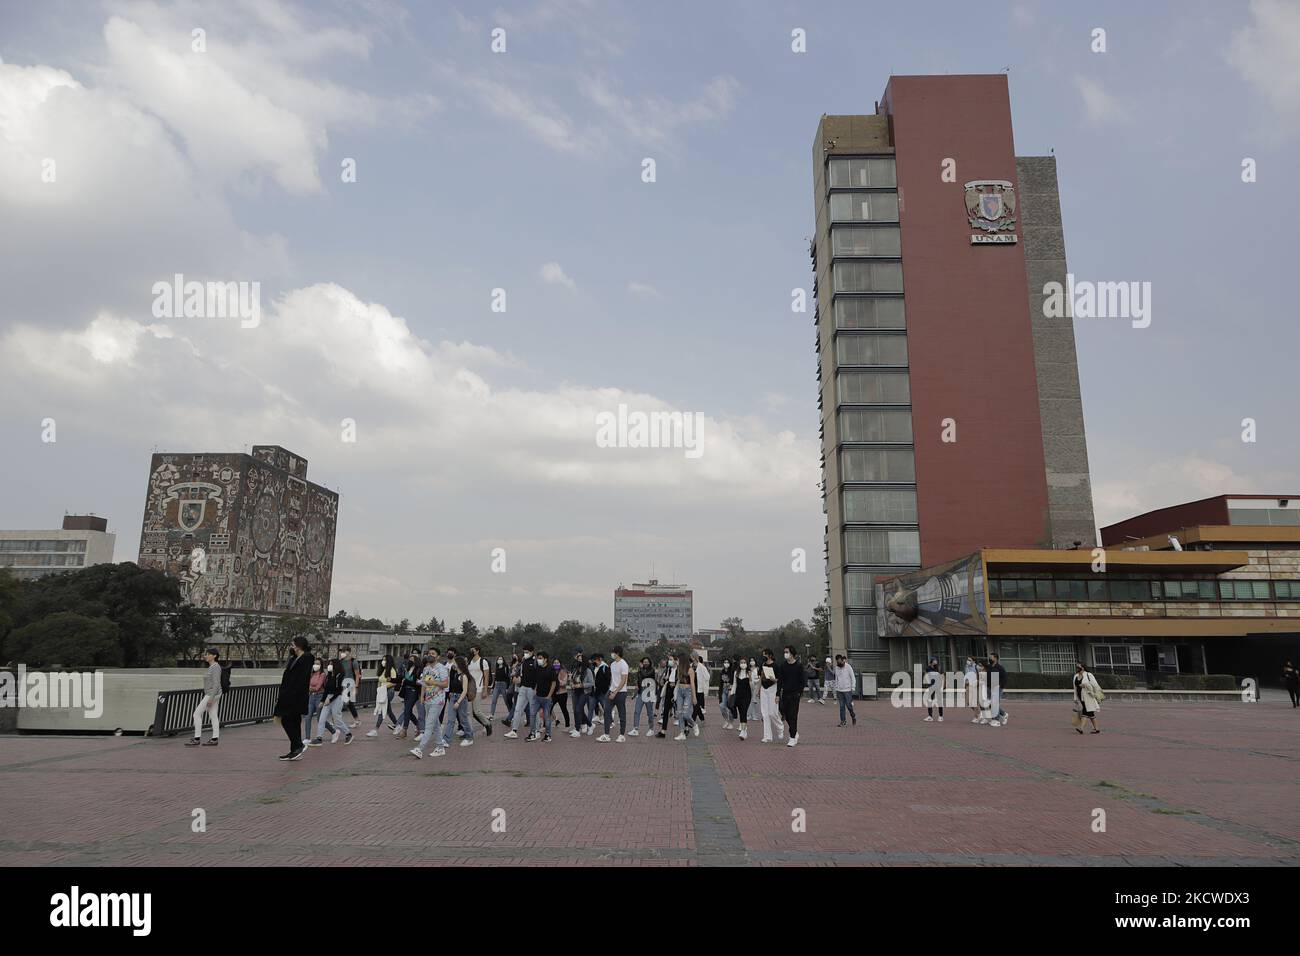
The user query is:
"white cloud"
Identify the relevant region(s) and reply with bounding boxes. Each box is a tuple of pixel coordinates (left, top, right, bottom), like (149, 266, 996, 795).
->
(627, 281, 659, 297)
(539, 261, 577, 290)
(1074, 75, 1129, 123)
(1092, 455, 1271, 528)
(1227, 0, 1300, 128)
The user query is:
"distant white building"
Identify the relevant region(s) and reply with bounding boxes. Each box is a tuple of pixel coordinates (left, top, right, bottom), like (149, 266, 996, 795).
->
(614, 579, 693, 645)
(0, 515, 116, 581)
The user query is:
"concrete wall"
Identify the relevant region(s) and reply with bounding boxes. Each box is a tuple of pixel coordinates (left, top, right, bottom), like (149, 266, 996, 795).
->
(1017, 155, 1098, 548)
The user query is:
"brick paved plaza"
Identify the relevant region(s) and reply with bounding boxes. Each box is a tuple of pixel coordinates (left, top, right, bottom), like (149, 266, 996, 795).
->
(1, 698, 1296, 866)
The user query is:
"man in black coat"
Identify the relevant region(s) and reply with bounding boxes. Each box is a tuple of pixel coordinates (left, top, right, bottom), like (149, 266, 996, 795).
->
(776, 645, 806, 747)
(275, 636, 314, 760)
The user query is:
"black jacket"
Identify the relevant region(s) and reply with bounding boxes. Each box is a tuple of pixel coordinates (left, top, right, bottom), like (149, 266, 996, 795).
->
(275, 652, 315, 717)
(777, 659, 804, 695)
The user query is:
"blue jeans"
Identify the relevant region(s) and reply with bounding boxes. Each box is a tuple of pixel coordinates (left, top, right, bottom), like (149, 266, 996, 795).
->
(511, 686, 536, 732)
(416, 697, 446, 751)
(304, 691, 323, 739)
(489, 682, 510, 718)
(603, 691, 627, 736)
(571, 689, 588, 729)
(675, 686, 695, 732)
(632, 694, 655, 732)
(443, 697, 473, 742)
(837, 690, 856, 723)
(319, 696, 348, 738)
(528, 694, 551, 736)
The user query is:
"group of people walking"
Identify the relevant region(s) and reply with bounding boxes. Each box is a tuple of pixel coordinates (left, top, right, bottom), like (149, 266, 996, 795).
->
(252, 639, 854, 760)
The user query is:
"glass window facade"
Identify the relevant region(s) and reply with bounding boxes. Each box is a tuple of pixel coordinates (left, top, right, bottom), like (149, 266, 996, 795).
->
(831, 225, 901, 257)
(829, 191, 899, 222)
(838, 408, 913, 443)
(835, 333, 908, 367)
(834, 297, 905, 329)
(844, 530, 921, 566)
(841, 447, 916, 483)
(842, 487, 917, 523)
(832, 261, 904, 293)
(844, 571, 876, 607)
(828, 157, 897, 188)
(837, 370, 910, 404)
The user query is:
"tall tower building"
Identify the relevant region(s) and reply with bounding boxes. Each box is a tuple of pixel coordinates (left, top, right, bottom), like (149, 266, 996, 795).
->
(811, 75, 1095, 671)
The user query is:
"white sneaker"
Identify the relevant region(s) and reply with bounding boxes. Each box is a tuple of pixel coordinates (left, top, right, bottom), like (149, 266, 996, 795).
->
(787, 736, 798, 747)
(723, 722, 732, 730)
(1000, 714, 1009, 724)
(616, 734, 625, 743)
(739, 729, 747, 740)
(760, 737, 772, 744)
(692, 724, 700, 737)
(504, 730, 518, 739)
(365, 729, 378, 737)
(937, 716, 944, 723)
(409, 747, 423, 759)
(971, 717, 980, 724)
(674, 732, 687, 741)
(923, 716, 934, 722)
(585, 725, 594, 736)
(431, 747, 445, 756)
(990, 720, 1001, 727)
(569, 729, 580, 738)
(331, 730, 341, 743)
(628, 729, 639, 736)
(460, 738, 473, 747)
(597, 734, 611, 742)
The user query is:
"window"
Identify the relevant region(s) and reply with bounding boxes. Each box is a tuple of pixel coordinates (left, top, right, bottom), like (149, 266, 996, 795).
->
(842, 488, 918, 523)
(837, 370, 910, 404)
(832, 261, 904, 293)
(836, 333, 908, 367)
(844, 571, 876, 607)
(1053, 579, 1087, 600)
(847, 613, 884, 651)
(828, 157, 897, 188)
(841, 447, 915, 482)
(834, 297, 905, 329)
(844, 530, 920, 566)
(1219, 580, 1271, 600)
(831, 225, 902, 257)
(839, 408, 913, 442)
(1275, 581, 1300, 599)
(1086, 579, 1107, 600)
(1227, 506, 1300, 526)
(829, 191, 899, 222)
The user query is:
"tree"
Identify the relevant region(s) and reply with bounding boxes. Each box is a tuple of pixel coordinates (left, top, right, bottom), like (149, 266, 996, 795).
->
(397, 618, 411, 634)
(168, 604, 214, 662)
(226, 613, 264, 665)
(721, 617, 746, 640)
(811, 603, 831, 658)
(6, 612, 124, 668)
(0, 568, 19, 660)
(460, 619, 479, 639)
(269, 616, 322, 663)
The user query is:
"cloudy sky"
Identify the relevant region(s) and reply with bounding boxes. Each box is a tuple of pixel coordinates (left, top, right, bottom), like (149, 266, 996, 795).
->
(1, 0, 1297, 632)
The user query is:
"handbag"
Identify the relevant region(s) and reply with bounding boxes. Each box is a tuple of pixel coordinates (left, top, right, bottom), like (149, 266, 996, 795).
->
(1070, 704, 1083, 730)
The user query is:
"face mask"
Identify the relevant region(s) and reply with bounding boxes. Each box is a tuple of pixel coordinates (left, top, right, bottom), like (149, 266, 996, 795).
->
(784, 654, 793, 662)
(327, 665, 334, 673)
(312, 664, 321, 672)
(497, 659, 504, 665)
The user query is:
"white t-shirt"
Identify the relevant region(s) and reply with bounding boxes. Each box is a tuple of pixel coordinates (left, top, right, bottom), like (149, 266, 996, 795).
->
(695, 662, 710, 693)
(609, 658, 629, 694)
(470, 657, 490, 694)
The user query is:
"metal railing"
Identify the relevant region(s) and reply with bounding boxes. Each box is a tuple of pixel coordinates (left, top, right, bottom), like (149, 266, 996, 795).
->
(149, 677, 378, 736)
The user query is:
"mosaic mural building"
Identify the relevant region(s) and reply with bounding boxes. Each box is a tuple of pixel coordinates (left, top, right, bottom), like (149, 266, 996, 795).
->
(137, 445, 338, 619)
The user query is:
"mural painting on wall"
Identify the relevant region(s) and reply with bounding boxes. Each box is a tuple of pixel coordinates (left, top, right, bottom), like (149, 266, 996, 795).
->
(875, 552, 987, 638)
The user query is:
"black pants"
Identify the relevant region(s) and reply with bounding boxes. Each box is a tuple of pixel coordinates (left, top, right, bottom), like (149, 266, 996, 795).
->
(553, 693, 571, 727)
(778, 691, 801, 737)
(282, 713, 303, 752)
(660, 686, 675, 731)
(693, 692, 706, 723)
(1288, 685, 1300, 707)
(732, 683, 751, 722)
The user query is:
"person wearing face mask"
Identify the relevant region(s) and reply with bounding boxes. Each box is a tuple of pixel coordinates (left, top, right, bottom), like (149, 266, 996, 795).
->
(304, 657, 327, 742)
(338, 648, 361, 728)
(274, 636, 314, 760)
(394, 652, 422, 739)
(467, 646, 493, 737)
(963, 656, 980, 722)
(759, 649, 783, 743)
(410, 649, 449, 758)
(442, 655, 476, 748)
(310, 657, 354, 746)
(747, 658, 761, 722)
(569, 653, 593, 738)
(656, 654, 677, 738)
(731, 656, 752, 740)
(834, 654, 857, 727)
(630, 657, 657, 736)
(719, 659, 733, 728)
(366, 654, 400, 738)
(776, 646, 804, 747)
(672, 651, 697, 740)
(490, 655, 511, 721)
(505, 644, 538, 739)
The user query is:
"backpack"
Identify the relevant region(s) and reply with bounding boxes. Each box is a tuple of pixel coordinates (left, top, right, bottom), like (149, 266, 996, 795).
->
(219, 664, 232, 694)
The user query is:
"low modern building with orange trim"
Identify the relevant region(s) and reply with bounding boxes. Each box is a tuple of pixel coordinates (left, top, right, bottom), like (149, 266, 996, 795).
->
(871, 496, 1300, 682)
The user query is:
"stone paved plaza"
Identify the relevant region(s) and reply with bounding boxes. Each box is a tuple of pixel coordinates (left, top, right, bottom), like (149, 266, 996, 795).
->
(1, 698, 1297, 866)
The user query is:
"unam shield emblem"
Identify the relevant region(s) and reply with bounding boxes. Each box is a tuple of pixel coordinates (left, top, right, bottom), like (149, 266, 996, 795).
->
(979, 192, 1003, 220)
(963, 179, 1016, 233)
(178, 499, 206, 532)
